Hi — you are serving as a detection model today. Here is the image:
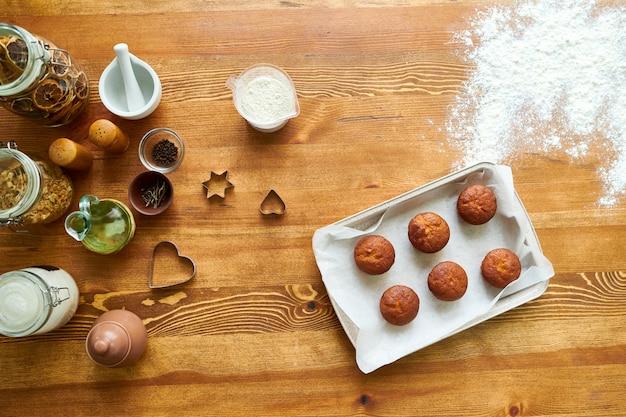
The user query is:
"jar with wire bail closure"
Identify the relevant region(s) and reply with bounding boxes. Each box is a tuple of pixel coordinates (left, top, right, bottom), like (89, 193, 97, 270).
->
(0, 141, 73, 229)
(0, 266, 79, 337)
(0, 23, 89, 126)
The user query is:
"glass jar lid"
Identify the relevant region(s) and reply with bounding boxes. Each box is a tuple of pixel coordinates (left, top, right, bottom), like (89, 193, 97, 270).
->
(0, 271, 51, 336)
(0, 145, 42, 223)
(0, 24, 48, 95)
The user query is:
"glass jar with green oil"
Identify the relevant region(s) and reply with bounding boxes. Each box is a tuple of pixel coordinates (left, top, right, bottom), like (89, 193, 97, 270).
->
(64, 195, 135, 254)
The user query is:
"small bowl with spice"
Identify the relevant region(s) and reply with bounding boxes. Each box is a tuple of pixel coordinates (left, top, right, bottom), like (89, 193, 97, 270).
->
(128, 171, 173, 215)
(138, 128, 184, 173)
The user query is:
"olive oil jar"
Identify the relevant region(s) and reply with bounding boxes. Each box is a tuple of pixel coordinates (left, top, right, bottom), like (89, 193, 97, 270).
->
(65, 195, 136, 255)
(0, 23, 89, 126)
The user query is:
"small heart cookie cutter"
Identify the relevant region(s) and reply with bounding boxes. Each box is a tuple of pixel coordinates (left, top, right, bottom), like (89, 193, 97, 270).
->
(259, 189, 286, 216)
(149, 241, 197, 289)
(202, 171, 234, 199)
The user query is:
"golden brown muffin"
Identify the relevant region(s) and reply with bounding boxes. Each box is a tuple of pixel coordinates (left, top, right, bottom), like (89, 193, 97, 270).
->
(457, 184, 497, 225)
(481, 248, 522, 288)
(428, 261, 468, 301)
(379, 285, 420, 326)
(353, 235, 395, 275)
(407, 212, 450, 253)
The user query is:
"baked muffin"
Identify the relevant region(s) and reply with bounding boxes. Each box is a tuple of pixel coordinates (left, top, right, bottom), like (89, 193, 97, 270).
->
(379, 285, 420, 326)
(353, 235, 395, 275)
(457, 184, 497, 225)
(428, 261, 468, 301)
(407, 212, 450, 253)
(481, 248, 522, 288)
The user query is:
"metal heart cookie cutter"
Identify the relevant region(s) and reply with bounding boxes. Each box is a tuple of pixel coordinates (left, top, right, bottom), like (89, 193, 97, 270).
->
(149, 241, 197, 289)
(259, 189, 286, 216)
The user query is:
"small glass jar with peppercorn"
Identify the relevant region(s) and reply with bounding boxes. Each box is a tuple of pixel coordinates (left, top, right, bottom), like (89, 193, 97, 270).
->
(138, 128, 184, 173)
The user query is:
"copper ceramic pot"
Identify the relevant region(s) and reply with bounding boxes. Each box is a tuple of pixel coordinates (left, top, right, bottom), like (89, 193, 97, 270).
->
(86, 309, 147, 368)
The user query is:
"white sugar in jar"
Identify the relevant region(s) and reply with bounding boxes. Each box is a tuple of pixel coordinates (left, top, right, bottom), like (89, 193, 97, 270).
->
(0, 266, 79, 337)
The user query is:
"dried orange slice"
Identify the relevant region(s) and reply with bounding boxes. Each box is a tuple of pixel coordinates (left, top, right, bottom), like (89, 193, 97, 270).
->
(32, 78, 66, 110)
(0, 34, 12, 46)
(10, 97, 38, 114)
(5, 36, 28, 70)
(49, 49, 70, 77)
(0, 39, 24, 83)
(73, 70, 89, 100)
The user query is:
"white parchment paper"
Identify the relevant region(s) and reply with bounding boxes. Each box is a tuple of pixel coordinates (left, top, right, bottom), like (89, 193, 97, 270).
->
(312, 165, 554, 373)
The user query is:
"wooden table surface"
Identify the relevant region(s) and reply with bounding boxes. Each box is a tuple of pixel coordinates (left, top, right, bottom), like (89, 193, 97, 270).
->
(1, 1, 625, 416)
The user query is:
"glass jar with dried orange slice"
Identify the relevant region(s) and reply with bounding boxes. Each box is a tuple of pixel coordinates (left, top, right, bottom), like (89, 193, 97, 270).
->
(0, 23, 89, 127)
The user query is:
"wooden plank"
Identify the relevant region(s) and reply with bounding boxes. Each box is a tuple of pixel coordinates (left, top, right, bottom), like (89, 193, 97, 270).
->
(0, 1, 625, 416)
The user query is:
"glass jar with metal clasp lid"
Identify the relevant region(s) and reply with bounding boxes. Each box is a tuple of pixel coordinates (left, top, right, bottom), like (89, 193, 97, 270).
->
(0, 23, 89, 126)
(0, 141, 73, 229)
(0, 266, 79, 337)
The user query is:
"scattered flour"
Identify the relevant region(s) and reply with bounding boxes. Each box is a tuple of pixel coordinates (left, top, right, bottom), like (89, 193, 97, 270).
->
(446, 0, 626, 206)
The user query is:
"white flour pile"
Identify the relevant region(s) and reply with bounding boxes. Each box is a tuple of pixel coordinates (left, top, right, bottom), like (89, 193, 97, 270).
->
(239, 76, 293, 122)
(446, 0, 626, 206)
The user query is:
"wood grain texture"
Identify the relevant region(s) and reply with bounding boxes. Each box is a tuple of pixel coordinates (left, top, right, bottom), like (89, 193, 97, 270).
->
(1, 1, 625, 416)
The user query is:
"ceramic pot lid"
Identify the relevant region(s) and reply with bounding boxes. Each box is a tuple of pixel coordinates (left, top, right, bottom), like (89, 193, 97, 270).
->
(86, 321, 130, 367)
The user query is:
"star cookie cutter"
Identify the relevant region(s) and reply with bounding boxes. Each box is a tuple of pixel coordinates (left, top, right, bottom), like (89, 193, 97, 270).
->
(149, 241, 197, 289)
(202, 171, 234, 199)
(259, 189, 286, 216)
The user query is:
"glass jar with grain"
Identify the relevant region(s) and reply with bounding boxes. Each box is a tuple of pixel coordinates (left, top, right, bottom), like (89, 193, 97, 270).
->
(0, 141, 73, 229)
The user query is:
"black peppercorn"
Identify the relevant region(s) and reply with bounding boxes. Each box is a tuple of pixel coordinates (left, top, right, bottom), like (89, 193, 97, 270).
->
(152, 139, 178, 167)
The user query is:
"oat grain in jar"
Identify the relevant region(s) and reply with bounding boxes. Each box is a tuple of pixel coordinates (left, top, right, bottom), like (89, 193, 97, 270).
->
(0, 23, 89, 127)
(0, 141, 73, 228)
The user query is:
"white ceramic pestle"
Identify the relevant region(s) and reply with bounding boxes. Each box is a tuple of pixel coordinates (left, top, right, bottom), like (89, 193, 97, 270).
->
(113, 43, 146, 111)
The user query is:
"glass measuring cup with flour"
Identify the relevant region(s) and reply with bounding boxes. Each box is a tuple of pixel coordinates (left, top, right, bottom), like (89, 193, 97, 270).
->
(226, 64, 299, 133)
